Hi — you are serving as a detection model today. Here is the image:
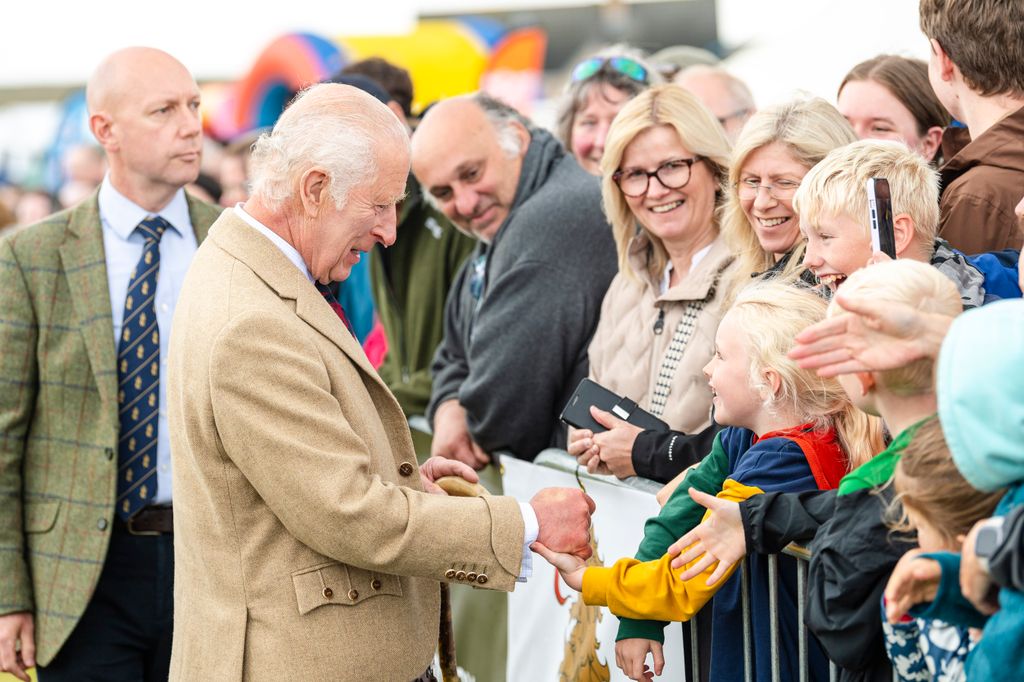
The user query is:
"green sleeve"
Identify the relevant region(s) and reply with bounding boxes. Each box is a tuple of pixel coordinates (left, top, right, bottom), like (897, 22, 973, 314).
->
(616, 432, 731, 642)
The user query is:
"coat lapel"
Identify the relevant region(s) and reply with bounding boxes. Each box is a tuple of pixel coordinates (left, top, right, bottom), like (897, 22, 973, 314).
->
(210, 212, 390, 393)
(58, 197, 118, 429)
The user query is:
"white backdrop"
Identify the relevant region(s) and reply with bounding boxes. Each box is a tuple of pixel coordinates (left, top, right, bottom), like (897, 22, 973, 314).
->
(502, 455, 686, 682)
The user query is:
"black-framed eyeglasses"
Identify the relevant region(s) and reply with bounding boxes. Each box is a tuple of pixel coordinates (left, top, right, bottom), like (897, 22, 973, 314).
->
(613, 157, 705, 198)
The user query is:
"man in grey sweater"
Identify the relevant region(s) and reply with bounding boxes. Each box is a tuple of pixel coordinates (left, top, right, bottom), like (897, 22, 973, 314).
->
(411, 93, 617, 465)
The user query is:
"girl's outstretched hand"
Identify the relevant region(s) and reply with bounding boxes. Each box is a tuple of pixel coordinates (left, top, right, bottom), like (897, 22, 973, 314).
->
(532, 541, 587, 591)
(667, 488, 747, 586)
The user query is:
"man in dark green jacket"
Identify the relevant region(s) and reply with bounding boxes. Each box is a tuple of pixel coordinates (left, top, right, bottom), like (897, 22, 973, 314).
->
(371, 174, 475, 455)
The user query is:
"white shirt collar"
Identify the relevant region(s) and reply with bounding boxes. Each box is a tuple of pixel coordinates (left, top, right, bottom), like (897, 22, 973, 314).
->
(97, 175, 190, 238)
(659, 242, 714, 295)
(233, 204, 314, 282)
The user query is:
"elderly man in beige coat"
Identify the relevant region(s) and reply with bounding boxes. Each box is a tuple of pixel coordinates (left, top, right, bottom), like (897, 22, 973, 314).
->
(166, 83, 595, 681)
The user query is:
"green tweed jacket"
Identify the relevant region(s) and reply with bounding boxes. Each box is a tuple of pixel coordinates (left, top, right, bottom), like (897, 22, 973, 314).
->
(0, 191, 220, 666)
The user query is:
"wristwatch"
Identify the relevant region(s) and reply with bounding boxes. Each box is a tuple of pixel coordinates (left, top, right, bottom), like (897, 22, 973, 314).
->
(974, 516, 1006, 574)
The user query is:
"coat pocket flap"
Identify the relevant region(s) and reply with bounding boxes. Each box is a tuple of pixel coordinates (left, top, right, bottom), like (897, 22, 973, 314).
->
(291, 562, 403, 616)
(25, 500, 61, 533)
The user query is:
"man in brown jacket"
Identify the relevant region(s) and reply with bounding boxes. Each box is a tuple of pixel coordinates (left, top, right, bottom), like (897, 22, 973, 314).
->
(166, 83, 595, 681)
(921, 0, 1024, 254)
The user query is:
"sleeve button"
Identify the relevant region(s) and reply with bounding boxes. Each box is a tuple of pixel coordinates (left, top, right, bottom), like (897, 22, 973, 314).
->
(322, 587, 333, 599)
(476, 574, 488, 585)
(444, 569, 456, 579)
(370, 579, 382, 590)
(455, 571, 467, 581)
(348, 589, 359, 601)
(466, 572, 477, 582)
(399, 462, 415, 477)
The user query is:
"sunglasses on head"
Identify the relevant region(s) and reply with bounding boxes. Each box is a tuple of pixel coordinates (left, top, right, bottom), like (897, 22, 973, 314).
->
(570, 56, 649, 85)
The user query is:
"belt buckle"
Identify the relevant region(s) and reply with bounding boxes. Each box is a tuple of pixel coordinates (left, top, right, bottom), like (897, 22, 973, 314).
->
(124, 516, 161, 536)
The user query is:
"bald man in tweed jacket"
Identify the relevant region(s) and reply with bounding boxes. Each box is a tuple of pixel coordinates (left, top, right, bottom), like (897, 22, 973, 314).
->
(0, 48, 221, 681)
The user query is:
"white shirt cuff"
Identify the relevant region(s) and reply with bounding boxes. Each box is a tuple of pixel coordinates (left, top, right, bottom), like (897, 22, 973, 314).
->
(518, 502, 539, 582)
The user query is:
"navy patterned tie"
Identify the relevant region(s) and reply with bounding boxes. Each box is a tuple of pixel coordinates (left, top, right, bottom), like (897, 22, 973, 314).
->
(116, 216, 168, 520)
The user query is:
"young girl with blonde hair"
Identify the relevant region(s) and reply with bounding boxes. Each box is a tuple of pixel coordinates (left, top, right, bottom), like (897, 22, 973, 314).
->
(537, 280, 882, 682)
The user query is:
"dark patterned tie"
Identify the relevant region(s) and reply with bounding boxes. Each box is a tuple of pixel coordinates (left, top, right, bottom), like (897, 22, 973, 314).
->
(315, 281, 355, 335)
(116, 216, 168, 520)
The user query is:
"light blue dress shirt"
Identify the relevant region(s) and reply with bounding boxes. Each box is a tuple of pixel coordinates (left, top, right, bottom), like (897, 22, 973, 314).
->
(98, 177, 197, 505)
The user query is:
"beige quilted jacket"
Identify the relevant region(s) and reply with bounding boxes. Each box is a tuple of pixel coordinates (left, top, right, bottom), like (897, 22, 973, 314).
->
(588, 233, 736, 434)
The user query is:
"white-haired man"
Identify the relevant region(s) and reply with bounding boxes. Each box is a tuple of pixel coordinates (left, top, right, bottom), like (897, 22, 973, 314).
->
(165, 84, 595, 681)
(412, 93, 618, 467)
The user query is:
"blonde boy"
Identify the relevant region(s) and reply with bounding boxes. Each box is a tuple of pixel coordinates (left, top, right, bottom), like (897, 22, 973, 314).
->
(793, 139, 986, 308)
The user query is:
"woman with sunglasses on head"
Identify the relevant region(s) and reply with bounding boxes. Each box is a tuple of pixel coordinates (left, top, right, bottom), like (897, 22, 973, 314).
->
(568, 84, 736, 485)
(720, 98, 858, 304)
(556, 47, 661, 176)
(837, 55, 949, 163)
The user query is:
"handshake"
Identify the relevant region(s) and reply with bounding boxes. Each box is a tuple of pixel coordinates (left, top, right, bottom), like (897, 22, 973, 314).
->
(420, 456, 596, 560)
(529, 487, 597, 561)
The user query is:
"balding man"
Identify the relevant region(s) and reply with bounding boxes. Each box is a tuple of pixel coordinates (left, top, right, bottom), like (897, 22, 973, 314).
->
(0, 48, 220, 681)
(412, 94, 617, 466)
(165, 84, 594, 681)
(674, 65, 756, 142)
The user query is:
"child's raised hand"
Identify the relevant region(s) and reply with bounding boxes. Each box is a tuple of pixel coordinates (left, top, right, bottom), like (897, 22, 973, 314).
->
(531, 541, 587, 591)
(615, 638, 664, 681)
(666, 488, 747, 586)
(884, 549, 942, 623)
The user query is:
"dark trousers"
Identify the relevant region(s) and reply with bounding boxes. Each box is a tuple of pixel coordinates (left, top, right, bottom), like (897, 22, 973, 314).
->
(38, 527, 174, 682)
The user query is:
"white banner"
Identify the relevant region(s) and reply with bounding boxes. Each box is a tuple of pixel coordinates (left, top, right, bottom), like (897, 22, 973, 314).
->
(502, 455, 686, 682)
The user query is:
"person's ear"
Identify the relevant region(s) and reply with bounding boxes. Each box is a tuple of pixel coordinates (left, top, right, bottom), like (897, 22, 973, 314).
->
(920, 126, 944, 161)
(931, 39, 957, 83)
(90, 112, 116, 151)
(762, 368, 783, 403)
(892, 213, 917, 258)
(299, 168, 329, 216)
(510, 120, 531, 157)
(855, 371, 875, 397)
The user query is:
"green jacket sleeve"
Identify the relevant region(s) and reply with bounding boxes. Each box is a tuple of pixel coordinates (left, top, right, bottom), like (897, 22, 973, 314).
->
(616, 432, 731, 642)
(0, 237, 37, 615)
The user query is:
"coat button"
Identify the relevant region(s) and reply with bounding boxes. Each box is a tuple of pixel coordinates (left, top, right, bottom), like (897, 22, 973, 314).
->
(444, 569, 456, 579)
(322, 587, 333, 599)
(476, 574, 488, 585)
(399, 462, 415, 477)
(466, 572, 477, 582)
(348, 589, 359, 601)
(371, 579, 382, 590)
(104, 448, 115, 461)
(455, 571, 467, 581)
(97, 518, 108, 531)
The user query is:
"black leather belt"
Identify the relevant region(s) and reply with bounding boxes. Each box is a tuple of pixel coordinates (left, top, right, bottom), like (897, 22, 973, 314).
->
(116, 505, 173, 535)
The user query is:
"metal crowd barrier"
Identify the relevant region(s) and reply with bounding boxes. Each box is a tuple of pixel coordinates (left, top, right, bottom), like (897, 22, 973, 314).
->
(410, 433, 897, 682)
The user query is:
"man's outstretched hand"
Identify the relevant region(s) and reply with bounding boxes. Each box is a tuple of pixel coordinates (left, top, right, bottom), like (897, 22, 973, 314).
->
(530, 488, 596, 560)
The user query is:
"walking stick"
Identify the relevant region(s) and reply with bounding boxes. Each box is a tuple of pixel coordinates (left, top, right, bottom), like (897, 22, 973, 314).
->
(433, 476, 489, 682)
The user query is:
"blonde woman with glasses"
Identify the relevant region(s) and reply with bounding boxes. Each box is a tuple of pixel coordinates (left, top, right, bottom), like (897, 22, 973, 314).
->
(568, 84, 736, 484)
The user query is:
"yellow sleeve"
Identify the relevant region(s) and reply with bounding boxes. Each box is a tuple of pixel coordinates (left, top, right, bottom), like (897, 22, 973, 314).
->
(580, 479, 762, 622)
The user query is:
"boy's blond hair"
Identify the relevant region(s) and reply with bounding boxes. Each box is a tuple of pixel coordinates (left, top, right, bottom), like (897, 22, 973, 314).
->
(792, 139, 940, 249)
(827, 259, 962, 395)
(730, 281, 884, 469)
